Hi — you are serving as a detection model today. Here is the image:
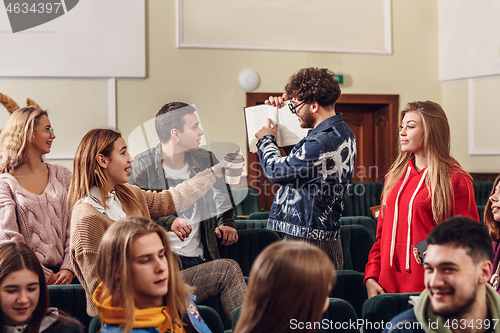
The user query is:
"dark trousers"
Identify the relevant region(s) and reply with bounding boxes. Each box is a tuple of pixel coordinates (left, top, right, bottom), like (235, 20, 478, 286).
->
(178, 256, 204, 270)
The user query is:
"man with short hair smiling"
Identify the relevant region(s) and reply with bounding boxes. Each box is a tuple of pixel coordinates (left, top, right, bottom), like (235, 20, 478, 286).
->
(129, 102, 238, 270)
(383, 216, 500, 333)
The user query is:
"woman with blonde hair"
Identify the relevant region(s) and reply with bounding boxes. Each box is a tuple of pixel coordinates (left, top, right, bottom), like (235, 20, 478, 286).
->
(364, 101, 479, 297)
(233, 241, 335, 333)
(0, 106, 74, 285)
(0, 242, 83, 332)
(94, 217, 211, 333)
(70, 128, 246, 318)
(483, 175, 500, 292)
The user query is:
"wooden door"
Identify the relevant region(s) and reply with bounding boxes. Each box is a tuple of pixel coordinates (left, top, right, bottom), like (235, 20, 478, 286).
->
(245, 93, 399, 211)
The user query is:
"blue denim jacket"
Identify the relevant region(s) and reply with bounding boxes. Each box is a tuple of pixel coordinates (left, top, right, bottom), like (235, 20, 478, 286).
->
(257, 113, 356, 241)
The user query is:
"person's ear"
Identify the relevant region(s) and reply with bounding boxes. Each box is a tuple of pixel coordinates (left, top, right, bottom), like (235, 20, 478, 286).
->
(96, 154, 108, 169)
(310, 101, 320, 114)
(171, 129, 179, 142)
(478, 260, 493, 284)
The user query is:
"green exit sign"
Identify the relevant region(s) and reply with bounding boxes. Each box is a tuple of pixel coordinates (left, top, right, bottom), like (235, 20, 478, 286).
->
(334, 74, 344, 85)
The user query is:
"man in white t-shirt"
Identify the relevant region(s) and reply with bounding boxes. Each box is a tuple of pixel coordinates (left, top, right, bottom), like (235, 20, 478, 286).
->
(129, 102, 238, 269)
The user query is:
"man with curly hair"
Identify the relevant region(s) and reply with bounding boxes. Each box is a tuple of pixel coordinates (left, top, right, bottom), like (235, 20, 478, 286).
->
(255, 67, 356, 269)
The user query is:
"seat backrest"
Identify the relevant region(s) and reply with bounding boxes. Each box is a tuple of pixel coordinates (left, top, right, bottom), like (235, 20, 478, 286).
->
(232, 187, 261, 216)
(232, 298, 359, 333)
(340, 225, 374, 272)
(473, 180, 494, 206)
(361, 292, 420, 333)
(196, 305, 225, 333)
(47, 284, 92, 330)
(318, 298, 359, 333)
(234, 219, 268, 230)
(246, 211, 270, 220)
(88, 305, 225, 333)
(88, 316, 100, 333)
(340, 216, 377, 242)
(342, 182, 384, 219)
(478, 205, 485, 224)
(331, 270, 367, 319)
(218, 229, 281, 276)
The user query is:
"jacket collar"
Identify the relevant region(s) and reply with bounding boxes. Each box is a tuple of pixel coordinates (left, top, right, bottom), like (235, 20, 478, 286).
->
(155, 143, 204, 175)
(308, 113, 344, 136)
(414, 284, 500, 333)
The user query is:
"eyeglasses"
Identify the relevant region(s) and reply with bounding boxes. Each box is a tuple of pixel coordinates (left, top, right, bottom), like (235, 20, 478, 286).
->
(288, 100, 306, 114)
(35, 127, 55, 136)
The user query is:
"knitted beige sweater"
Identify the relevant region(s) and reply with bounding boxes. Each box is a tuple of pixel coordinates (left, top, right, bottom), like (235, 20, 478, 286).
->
(70, 168, 216, 316)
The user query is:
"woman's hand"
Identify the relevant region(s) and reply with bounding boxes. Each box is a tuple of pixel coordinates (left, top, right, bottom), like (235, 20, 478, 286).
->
(366, 278, 385, 298)
(52, 269, 74, 285)
(171, 217, 192, 241)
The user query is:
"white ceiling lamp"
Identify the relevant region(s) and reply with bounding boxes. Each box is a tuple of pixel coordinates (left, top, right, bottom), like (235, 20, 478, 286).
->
(239, 69, 260, 91)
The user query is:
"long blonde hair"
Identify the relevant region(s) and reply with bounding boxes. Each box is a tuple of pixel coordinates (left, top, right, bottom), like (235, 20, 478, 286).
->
(69, 128, 144, 214)
(96, 217, 192, 333)
(233, 241, 336, 333)
(381, 101, 471, 222)
(0, 106, 48, 173)
(484, 175, 500, 241)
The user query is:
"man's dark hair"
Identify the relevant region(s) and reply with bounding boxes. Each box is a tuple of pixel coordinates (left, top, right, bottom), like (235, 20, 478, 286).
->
(284, 67, 341, 108)
(155, 102, 196, 143)
(427, 216, 492, 263)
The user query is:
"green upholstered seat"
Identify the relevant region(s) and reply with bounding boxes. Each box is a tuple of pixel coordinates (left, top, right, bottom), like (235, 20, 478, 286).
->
(194, 305, 225, 333)
(473, 180, 494, 206)
(246, 211, 270, 220)
(232, 187, 261, 218)
(234, 219, 268, 230)
(318, 298, 359, 333)
(200, 229, 280, 328)
(234, 222, 373, 272)
(47, 284, 92, 330)
(231, 306, 242, 331)
(88, 316, 100, 333)
(232, 298, 359, 333)
(217, 228, 281, 276)
(340, 216, 377, 243)
(331, 270, 367, 319)
(342, 182, 384, 220)
(362, 292, 420, 333)
(88, 305, 224, 333)
(478, 205, 485, 224)
(340, 225, 374, 272)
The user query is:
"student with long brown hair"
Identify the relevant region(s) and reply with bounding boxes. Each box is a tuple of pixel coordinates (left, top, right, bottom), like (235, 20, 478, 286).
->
(0, 107, 74, 285)
(94, 217, 212, 333)
(70, 128, 246, 318)
(484, 175, 500, 292)
(0, 242, 82, 333)
(364, 101, 479, 297)
(233, 241, 335, 333)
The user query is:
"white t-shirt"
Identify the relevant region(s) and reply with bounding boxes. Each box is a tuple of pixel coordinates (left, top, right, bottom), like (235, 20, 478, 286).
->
(79, 187, 126, 221)
(163, 162, 204, 259)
